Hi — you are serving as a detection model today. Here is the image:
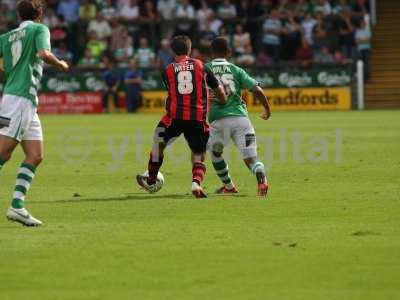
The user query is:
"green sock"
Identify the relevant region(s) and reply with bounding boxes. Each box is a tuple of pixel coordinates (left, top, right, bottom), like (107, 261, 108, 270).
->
(11, 163, 37, 209)
(212, 156, 234, 189)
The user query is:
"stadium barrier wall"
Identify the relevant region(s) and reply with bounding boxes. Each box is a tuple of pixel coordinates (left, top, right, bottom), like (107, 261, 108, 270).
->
(0, 65, 354, 114)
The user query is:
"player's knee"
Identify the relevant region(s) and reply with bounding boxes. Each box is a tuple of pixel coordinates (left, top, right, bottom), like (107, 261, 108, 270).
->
(0, 145, 15, 162)
(26, 152, 44, 166)
(0, 151, 12, 162)
(212, 151, 223, 159)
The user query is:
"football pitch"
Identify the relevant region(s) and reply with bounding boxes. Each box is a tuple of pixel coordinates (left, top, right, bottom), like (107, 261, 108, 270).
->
(0, 111, 399, 300)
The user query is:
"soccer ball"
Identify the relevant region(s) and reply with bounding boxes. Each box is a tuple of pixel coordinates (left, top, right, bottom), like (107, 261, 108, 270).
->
(142, 170, 164, 193)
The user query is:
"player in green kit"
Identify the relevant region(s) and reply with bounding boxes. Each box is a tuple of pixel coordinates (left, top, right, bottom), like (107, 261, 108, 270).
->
(207, 37, 271, 196)
(0, 0, 69, 226)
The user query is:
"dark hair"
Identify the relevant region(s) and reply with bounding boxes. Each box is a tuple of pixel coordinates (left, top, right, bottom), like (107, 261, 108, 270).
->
(211, 37, 230, 58)
(171, 35, 192, 56)
(17, 0, 44, 21)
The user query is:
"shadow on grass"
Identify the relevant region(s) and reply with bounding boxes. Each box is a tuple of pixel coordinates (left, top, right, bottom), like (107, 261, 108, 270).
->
(36, 192, 249, 205)
(37, 193, 191, 204)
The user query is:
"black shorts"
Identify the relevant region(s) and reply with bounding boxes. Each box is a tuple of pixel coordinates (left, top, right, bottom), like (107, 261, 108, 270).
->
(155, 117, 210, 154)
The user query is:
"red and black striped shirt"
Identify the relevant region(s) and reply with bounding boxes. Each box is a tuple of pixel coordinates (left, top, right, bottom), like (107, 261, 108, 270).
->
(162, 56, 219, 122)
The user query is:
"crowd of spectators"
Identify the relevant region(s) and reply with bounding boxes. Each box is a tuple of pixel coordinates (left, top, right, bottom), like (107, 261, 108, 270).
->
(0, 0, 372, 70)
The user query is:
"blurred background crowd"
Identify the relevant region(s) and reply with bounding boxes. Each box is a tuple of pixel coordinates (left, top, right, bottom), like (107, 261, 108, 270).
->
(0, 0, 372, 70)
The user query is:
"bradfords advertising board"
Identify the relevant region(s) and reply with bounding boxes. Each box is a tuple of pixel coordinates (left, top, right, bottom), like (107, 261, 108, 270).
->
(140, 86, 351, 113)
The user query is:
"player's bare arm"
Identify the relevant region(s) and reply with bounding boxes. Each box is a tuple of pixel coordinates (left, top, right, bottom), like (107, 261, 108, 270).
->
(253, 85, 271, 120)
(37, 49, 69, 72)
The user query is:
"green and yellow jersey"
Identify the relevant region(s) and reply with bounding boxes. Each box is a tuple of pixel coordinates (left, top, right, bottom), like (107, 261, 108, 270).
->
(0, 21, 51, 106)
(207, 58, 258, 123)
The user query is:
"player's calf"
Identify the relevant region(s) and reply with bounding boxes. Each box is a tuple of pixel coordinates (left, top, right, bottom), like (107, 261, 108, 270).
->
(245, 158, 269, 197)
(211, 150, 237, 193)
(191, 158, 207, 198)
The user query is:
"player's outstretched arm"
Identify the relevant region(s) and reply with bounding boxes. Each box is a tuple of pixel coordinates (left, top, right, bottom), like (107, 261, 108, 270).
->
(37, 50, 69, 72)
(253, 85, 271, 120)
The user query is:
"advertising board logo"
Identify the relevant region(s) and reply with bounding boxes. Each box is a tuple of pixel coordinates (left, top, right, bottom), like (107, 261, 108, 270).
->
(47, 77, 81, 92)
(317, 71, 351, 86)
(85, 76, 104, 91)
(279, 72, 312, 87)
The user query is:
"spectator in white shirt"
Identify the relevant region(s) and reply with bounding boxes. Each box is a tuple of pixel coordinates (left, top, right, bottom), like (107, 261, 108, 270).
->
(157, 0, 176, 20)
(355, 19, 371, 80)
(135, 37, 156, 68)
(157, 0, 177, 38)
(197, 0, 213, 32)
(117, 0, 130, 10)
(175, 0, 195, 36)
(233, 24, 251, 56)
(315, 0, 332, 16)
(217, 0, 237, 21)
(88, 12, 112, 40)
(301, 13, 317, 45)
(208, 13, 223, 35)
(120, 0, 140, 21)
(262, 9, 282, 62)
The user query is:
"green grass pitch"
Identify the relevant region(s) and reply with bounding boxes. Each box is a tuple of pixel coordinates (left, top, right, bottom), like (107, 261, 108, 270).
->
(0, 111, 399, 300)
